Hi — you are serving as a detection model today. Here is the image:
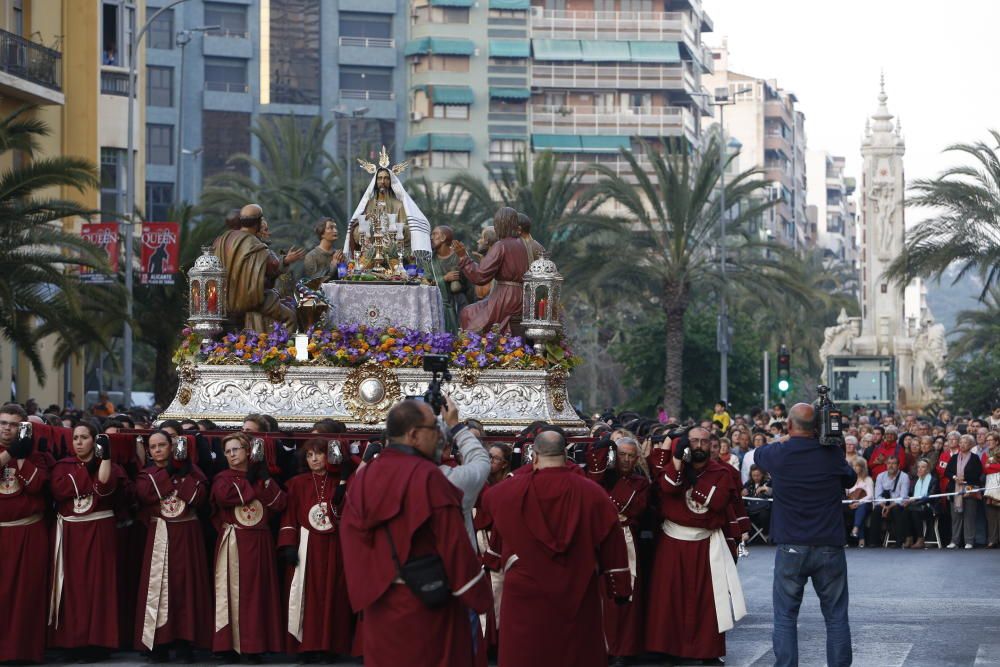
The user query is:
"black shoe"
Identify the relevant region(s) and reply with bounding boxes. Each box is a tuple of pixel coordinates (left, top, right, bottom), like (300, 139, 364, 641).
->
(175, 641, 195, 663)
(610, 656, 627, 667)
(146, 646, 169, 663)
(213, 651, 239, 663)
(242, 654, 262, 665)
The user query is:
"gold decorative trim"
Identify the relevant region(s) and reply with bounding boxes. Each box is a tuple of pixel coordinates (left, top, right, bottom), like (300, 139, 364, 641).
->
(547, 368, 568, 412)
(458, 367, 480, 388)
(177, 387, 192, 406)
(178, 361, 198, 384)
(342, 361, 402, 424)
(266, 364, 288, 384)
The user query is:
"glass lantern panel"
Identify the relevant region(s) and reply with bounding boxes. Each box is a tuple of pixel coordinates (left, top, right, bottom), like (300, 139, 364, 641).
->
(535, 285, 549, 319)
(206, 280, 219, 314)
(190, 280, 201, 313)
(522, 283, 534, 320)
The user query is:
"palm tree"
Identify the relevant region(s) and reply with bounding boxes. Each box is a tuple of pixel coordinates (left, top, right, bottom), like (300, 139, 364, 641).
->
(0, 105, 121, 383)
(585, 136, 806, 418)
(405, 176, 486, 242)
(950, 286, 1000, 359)
(199, 115, 345, 252)
(885, 131, 1000, 299)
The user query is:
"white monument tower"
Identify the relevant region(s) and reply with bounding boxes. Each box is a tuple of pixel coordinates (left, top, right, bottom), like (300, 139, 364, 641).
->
(820, 78, 946, 409)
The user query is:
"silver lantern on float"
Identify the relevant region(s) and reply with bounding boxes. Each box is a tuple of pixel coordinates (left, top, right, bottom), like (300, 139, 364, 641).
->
(521, 256, 563, 342)
(188, 246, 226, 342)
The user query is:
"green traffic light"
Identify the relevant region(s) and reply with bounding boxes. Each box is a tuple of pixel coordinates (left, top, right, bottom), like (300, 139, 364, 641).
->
(777, 379, 790, 392)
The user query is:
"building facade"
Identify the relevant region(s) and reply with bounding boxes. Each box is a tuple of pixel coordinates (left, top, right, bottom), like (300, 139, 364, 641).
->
(405, 0, 715, 182)
(806, 150, 857, 266)
(704, 42, 808, 249)
(144, 0, 407, 214)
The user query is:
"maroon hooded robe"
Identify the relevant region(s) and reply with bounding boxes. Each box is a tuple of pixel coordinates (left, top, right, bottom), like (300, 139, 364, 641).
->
(49, 457, 127, 649)
(341, 446, 492, 667)
(459, 237, 529, 333)
(484, 466, 632, 667)
(645, 449, 740, 660)
(0, 447, 52, 662)
(278, 470, 354, 655)
(210, 468, 287, 654)
(133, 464, 212, 650)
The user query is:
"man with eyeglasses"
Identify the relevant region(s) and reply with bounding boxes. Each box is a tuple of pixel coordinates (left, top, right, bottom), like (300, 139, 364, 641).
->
(586, 436, 649, 667)
(645, 427, 746, 666)
(0, 403, 53, 663)
(341, 399, 491, 667)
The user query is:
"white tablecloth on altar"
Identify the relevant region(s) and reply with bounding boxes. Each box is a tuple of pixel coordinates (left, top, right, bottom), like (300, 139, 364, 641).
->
(321, 282, 446, 331)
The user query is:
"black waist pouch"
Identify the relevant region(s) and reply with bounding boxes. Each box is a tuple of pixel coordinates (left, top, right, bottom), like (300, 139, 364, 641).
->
(384, 526, 451, 607)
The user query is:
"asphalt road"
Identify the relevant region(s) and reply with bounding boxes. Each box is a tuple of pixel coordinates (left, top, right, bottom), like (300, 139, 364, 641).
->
(39, 545, 1000, 666)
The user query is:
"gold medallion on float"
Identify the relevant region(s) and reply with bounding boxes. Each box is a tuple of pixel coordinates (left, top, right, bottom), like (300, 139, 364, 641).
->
(160, 492, 187, 519)
(308, 502, 333, 532)
(235, 499, 264, 527)
(0, 467, 20, 495)
(73, 494, 94, 514)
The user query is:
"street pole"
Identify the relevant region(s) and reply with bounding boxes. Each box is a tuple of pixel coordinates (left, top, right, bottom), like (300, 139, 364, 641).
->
(345, 118, 352, 220)
(718, 102, 728, 405)
(175, 31, 188, 206)
(125, 0, 190, 409)
(763, 350, 770, 412)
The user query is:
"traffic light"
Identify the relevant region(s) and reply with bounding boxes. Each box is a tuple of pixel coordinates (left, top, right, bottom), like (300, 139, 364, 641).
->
(777, 345, 791, 394)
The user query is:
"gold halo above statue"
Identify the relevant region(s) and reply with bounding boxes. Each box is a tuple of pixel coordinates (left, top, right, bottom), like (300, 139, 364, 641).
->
(342, 360, 403, 424)
(357, 145, 409, 176)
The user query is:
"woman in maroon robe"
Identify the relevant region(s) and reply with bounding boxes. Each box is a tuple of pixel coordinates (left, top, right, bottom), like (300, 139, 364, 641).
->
(278, 438, 354, 660)
(0, 404, 53, 663)
(211, 433, 286, 662)
(49, 421, 126, 661)
(455, 207, 530, 333)
(134, 430, 212, 661)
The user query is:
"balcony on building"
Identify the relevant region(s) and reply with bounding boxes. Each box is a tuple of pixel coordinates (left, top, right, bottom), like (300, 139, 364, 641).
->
(405, 132, 474, 170)
(528, 5, 698, 46)
(0, 28, 63, 105)
(530, 39, 695, 90)
(530, 104, 695, 142)
(340, 65, 397, 119)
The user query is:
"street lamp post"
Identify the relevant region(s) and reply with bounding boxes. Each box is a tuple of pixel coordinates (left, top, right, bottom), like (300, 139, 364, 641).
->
(124, 0, 191, 408)
(333, 105, 369, 221)
(175, 25, 219, 206)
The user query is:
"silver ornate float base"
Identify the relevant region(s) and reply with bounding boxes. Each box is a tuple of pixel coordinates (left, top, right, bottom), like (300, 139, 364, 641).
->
(159, 362, 585, 435)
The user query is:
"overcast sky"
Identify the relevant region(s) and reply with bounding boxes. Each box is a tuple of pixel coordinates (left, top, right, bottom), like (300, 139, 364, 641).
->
(706, 0, 1000, 225)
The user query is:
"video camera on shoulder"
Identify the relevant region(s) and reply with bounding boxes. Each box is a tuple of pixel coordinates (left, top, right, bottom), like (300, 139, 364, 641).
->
(814, 385, 845, 448)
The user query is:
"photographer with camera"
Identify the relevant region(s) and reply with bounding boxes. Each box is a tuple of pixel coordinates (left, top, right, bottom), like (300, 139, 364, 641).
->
(753, 402, 857, 667)
(438, 394, 491, 547)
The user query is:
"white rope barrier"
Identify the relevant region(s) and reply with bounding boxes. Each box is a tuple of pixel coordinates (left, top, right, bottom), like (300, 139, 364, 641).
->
(739, 483, 1000, 505)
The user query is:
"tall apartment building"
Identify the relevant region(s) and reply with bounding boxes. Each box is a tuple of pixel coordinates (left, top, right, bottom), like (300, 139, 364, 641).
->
(0, 1, 145, 406)
(405, 0, 715, 182)
(806, 150, 857, 266)
(704, 42, 808, 249)
(144, 0, 407, 214)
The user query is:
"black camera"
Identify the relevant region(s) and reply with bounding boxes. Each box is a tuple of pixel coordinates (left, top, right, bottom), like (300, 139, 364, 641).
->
(422, 354, 451, 416)
(814, 385, 845, 448)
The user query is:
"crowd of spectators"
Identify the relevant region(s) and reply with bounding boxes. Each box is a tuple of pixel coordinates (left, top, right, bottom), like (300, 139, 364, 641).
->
(1, 392, 997, 664)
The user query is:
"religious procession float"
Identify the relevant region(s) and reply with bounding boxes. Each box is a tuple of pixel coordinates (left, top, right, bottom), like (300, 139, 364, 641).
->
(159, 148, 586, 434)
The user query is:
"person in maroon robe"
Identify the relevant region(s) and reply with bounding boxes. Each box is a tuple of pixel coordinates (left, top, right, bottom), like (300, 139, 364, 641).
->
(134, 430, 212, 661)
(586, 436, 650, 667)
(278, 438, 355, 660)
(341, 399, 492, 667)
(453, 206, 530, 333)
(0, 403, 53, 663)
(211, 433, 287, 661)
(645, 428, 747, 664)
(49, 421, 127, 661)
(484, 430, 632, 667)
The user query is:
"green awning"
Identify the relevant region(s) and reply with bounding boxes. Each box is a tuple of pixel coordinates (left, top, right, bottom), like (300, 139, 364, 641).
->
(404, 37, 475, 56)
(404, 134, 474, 152)
(404, 135, 429, 152)
(489, 86, 531, 101)
(580, 135, 631, 152)
(531, 39, 582, 61)
(532, 134, 582, 152)
(489, 0, 530, 8)
(490, 39, 530, 58)
(628, 41, 681, 63)
(430, 0, 474, 6)
(429, 85, 474, 105)
(580, 40, 631, 62)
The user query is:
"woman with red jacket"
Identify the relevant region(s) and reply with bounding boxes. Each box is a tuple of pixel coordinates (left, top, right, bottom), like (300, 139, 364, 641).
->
(211, 432, 287, 662)
(49, 421, 127, 662)
(278, 438, 355, 661)
(134, 430, 212, 661)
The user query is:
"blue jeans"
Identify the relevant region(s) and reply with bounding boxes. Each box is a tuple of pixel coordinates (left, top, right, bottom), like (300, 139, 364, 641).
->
(773, 544, 852, 667)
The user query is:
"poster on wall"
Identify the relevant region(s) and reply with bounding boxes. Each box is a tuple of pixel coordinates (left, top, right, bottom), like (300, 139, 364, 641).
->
(80, 222, 120, 284)
(140, 222, 180, 285)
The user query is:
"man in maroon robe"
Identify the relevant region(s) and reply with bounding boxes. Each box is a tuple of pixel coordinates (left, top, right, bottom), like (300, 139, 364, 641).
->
(0, 404, 53, 663)
(341, 400, 492, 667)
(453, 206, 529, 333)
(485, 430, 632, 667)
(586, 437, 650, 667)
(645, 428, 746, 664)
